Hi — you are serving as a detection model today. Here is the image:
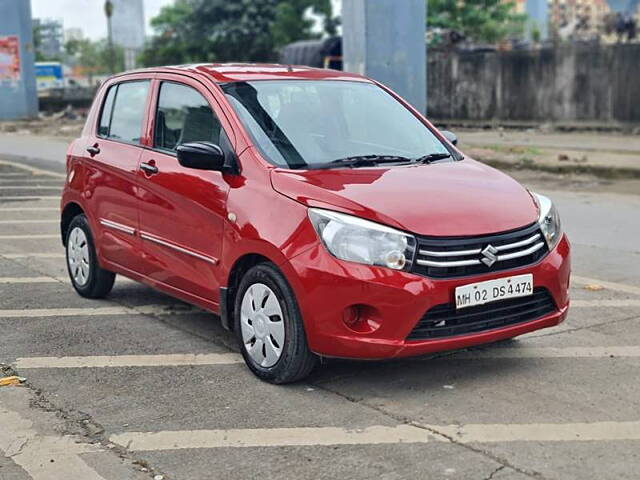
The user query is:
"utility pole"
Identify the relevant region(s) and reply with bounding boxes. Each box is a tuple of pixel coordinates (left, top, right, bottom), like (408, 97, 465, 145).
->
(104, 0, 115, 74)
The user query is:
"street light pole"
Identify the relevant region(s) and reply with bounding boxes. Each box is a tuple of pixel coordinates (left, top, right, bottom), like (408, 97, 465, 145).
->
(104, 0, 115, 74)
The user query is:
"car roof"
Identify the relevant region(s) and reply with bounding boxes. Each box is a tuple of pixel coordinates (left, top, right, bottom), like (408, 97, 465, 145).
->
(115, 63, 372, 84)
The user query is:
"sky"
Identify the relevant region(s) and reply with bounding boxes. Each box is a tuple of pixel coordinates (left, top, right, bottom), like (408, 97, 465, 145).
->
(31, 0, 343, 41)
(31, 0, 174, 40)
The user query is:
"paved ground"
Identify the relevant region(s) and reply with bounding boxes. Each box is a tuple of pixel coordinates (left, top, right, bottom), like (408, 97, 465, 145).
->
(1, 150, 640, 480)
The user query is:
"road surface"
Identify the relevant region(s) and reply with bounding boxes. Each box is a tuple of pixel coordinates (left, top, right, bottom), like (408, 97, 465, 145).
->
(1, 145, 639, 480)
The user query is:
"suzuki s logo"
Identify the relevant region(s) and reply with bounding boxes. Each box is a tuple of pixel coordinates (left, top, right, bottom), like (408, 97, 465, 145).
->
(481, 244, 498, 267)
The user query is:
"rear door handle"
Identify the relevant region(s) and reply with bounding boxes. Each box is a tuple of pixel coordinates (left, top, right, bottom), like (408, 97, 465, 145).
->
(86, 145, 100, 156)
(140, 162, 159, 174)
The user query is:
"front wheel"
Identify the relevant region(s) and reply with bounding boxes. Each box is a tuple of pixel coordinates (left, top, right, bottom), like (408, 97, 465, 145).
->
(65, 214, 115, 298)
(234, 263, 318, 384)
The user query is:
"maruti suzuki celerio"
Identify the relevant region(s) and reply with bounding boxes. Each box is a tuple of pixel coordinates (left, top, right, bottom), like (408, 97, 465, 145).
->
(61, 64, 570, 383)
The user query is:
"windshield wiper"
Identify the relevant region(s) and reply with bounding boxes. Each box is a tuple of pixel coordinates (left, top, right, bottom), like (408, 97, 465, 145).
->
(310, 154, 414, 169)
(414, 152, 452, 164)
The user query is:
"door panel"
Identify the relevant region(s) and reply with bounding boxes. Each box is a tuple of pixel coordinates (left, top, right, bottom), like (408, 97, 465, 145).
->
(136, 80, 229, 304)
(85, 80, 150, 272)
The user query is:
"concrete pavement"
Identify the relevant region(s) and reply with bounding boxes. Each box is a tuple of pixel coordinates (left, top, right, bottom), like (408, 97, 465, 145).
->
(1, 156, 640, 480)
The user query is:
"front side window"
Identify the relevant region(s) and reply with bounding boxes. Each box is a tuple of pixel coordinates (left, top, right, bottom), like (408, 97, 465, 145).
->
(154, 82, 222, 152)
(223, 80, 451, 169)
(98, 80, 150, 144)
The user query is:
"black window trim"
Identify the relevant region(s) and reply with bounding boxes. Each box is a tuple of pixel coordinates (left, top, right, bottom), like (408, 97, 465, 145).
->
(96, 79, 151, 147)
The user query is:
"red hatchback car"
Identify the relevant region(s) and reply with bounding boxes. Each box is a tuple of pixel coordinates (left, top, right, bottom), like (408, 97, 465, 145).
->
(61, 64, 570, 383)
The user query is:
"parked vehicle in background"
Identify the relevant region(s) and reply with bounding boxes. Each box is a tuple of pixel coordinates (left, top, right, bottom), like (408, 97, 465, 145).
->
(60, 64, 570, 383)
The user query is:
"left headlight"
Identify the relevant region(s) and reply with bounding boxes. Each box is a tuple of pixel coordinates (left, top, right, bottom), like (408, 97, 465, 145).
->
(308, 208, 416, 271)
(531, 192, 562, 250)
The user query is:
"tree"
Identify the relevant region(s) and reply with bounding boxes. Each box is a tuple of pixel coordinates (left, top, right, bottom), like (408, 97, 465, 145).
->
(427, 0, 526, 44)
(65, 38, 124, 82)
(271, 0, 336, 48)
(139, 0, 337, 67)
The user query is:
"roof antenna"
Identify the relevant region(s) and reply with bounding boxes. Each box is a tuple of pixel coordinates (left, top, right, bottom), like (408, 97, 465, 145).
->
(287, 64, 294, 72)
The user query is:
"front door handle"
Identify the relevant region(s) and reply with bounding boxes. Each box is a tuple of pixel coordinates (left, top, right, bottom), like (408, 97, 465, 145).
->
(140, 162, 159, 174)
(86, 145, 100, 156)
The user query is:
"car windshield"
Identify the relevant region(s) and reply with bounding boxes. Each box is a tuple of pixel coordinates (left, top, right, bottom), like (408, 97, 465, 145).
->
(222, 80, 451, 169)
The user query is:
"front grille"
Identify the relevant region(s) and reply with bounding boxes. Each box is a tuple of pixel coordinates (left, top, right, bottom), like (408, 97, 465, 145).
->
(411, 223, 548, 279)
(407, 288, 556, 341)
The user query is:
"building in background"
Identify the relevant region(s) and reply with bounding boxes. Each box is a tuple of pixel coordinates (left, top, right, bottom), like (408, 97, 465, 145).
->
(549, 0, 639, 40)
(33, 18, 64, 59)
(64, 27, 83, 43)
(111, 0, 145, 70)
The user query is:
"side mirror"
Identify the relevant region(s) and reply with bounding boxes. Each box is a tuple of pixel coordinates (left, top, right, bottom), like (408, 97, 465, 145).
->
(441, 130, 458, 146)
(176, 142, 225, 171)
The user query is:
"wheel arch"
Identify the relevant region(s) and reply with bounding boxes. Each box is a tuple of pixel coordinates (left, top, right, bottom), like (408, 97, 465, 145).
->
(60, 202, 85, 246)
(221, 253, 272, 331)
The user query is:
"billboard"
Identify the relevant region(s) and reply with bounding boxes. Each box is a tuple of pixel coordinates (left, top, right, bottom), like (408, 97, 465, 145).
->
(0, 35, 20, 82)
(35, 62, 64, 90)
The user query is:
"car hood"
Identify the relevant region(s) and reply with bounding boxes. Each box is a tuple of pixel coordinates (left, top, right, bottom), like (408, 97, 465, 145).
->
(270, 159, 539, 236)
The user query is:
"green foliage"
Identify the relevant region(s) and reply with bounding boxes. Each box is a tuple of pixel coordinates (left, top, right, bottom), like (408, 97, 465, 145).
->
(65, 39, 124, 76)
(427, 0, 526, 43)
(140, 0, 337, 67)
(271, 0, 335, 47)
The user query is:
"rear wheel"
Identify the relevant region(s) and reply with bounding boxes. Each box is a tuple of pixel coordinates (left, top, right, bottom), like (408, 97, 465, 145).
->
(66, 214, 115, 298)
(234, 263, 318, 384)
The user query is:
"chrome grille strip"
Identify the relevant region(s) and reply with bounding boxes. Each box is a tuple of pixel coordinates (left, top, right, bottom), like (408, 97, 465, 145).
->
(99, 219, 135, 235)
(416, 258, 481, 267)
(140, 232, 218, 265)
(495, 233, 541, 252)
(418, 247, 481, 257)
(496, 241, 545, 261)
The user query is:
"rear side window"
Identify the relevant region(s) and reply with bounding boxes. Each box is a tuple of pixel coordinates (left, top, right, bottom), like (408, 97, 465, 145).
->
(154, 82, 222, 152)
(98, 80, 149, 144)
(98, 86, 116, 137)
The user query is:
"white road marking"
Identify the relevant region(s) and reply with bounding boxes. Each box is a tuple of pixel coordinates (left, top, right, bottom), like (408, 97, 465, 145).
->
(434, 421, 640, 443)
(0, 196, 59, 200)
(12, 345, 640, 371)
(0, 219, 58, 224)
(572, 299, 640, 308)
(1, 252, 63, 259)
(0, 234, 59, 239)
(0, 159, 66, 179)
(0, 396, 106, 480)
(0, 178, 61, 183)
(0, 304, 199, 318)
(0, 207, 58, 212)
(111, 425, 433, 450)
(110, 420, 640, 450)
(0, 186, 61, 190)
(15, 353, 243, 369)
(573, 275, 640, 297)
(449, 346, 640, 359)
(0, 276, 65, 284)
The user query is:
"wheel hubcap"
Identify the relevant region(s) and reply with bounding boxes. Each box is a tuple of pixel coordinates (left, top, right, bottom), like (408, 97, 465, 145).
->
(67, 227, 90, 286)
(240, 283, 285, 368)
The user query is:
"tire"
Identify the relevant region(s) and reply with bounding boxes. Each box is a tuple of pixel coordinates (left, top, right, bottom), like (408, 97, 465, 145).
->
(65, 214, 115, 299)
(234, 262, 318, 384)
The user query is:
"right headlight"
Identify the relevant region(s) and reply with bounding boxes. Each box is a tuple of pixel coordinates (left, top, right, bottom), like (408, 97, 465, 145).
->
(307, 208, 416, 271)
(531, 192, 562, 250)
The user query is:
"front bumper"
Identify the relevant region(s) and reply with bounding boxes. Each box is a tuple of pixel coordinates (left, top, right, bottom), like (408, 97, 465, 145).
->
(285, 234, 570, 359)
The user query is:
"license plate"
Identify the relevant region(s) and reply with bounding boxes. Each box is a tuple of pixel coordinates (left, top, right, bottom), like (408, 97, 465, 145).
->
(455, 274, 533, 309)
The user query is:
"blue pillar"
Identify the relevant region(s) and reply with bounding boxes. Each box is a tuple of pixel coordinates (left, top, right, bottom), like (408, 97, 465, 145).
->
(342, 0, 427, 114)
(0, 0, 38, 120)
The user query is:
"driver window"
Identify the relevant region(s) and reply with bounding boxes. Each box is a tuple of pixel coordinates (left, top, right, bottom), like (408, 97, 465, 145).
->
(154, 82, 222, 152)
